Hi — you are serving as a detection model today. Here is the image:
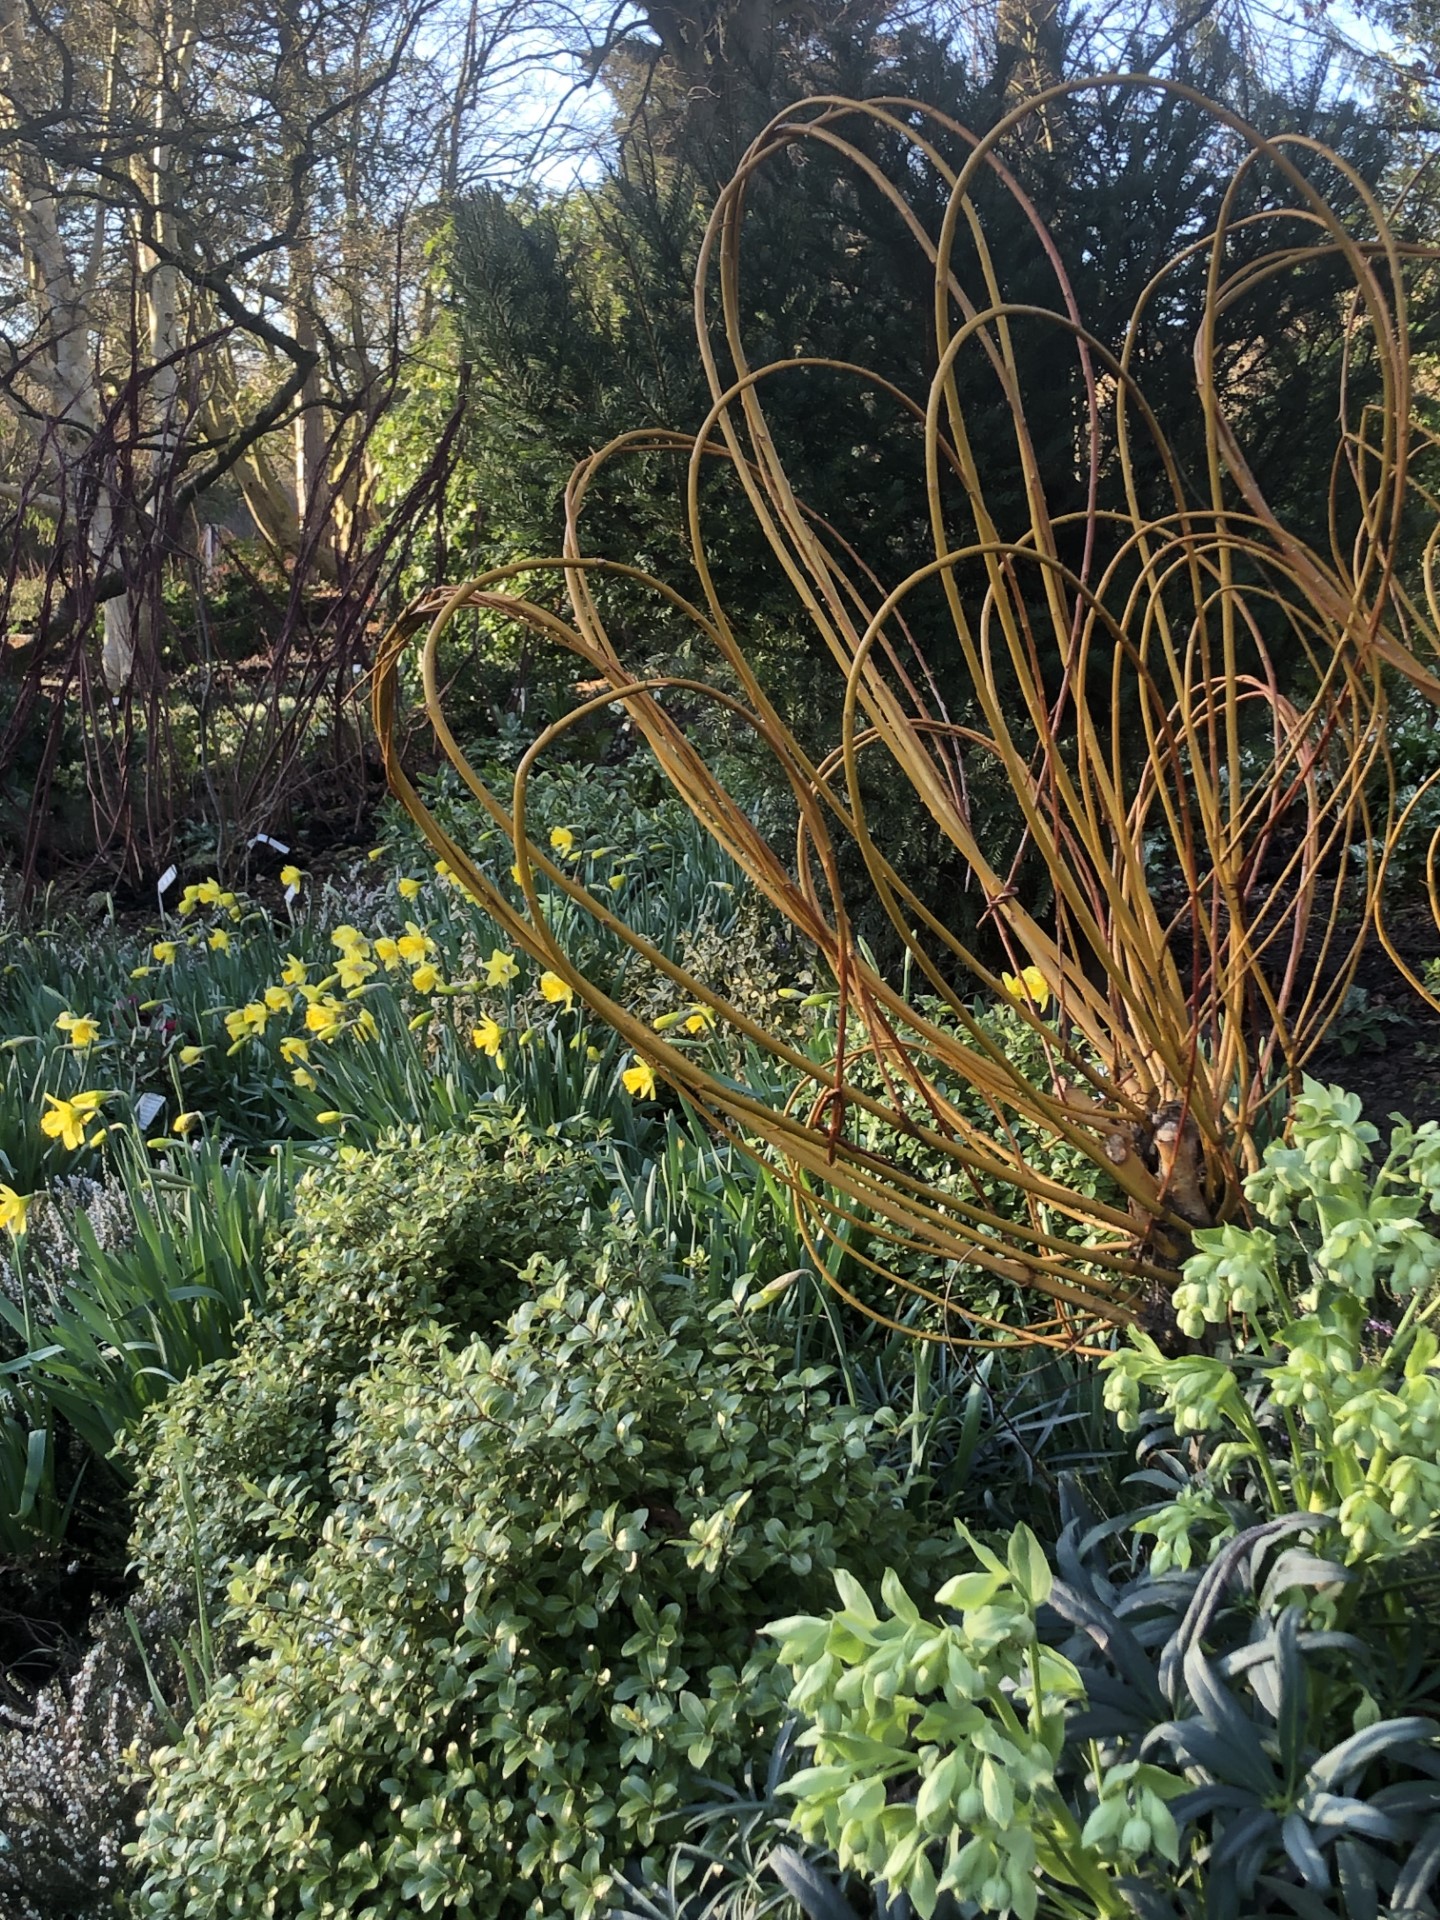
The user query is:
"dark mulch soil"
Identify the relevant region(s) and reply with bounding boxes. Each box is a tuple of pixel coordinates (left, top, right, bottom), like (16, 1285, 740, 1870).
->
(1304, 904, 1440, 1129)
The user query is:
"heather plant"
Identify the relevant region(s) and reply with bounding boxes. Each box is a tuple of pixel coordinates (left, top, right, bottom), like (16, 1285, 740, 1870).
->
(0, 1602, 187, 1920)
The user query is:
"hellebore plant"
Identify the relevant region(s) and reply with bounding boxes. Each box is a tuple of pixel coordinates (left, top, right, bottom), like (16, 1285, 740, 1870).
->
(1102, 1079, 1440, 1566)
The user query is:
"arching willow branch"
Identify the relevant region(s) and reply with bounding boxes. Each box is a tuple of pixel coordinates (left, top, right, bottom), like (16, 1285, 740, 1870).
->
(377, 78, 1440, 1348)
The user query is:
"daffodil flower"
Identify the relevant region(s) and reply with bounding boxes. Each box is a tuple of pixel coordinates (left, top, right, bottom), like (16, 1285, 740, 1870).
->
(224, 1002, 270, 1044)
(684, 1006, 716, 1034)
(280, 1036, 310, 1064)
(1000, 964, 1051, 1011)
(178, 879, 222, 916)
(397, 876, 422, 900)
(336, 955, 375, 990)
(152, 940, 178, 964)
(331, 925, 369, 955)
(0, 1184, 28, 1234)
(55, 1011, 100, 1048)
(410, 963, 442, 994)
(40, 1090, 108, 1152)
(622, 1057, 657, 1100)
(608, 874, 626, 891)
(292, 1067, 318, 1090)
(471, 1017, 504, 1060)
(281, 954, 308, 986)
(396, 922, 434, 963)
(304, 998, 346, 1039)
(172, 1111, 202, 1136)
(208, 928, 231, 952)
(483, 948, 520, 988)
(280, 864, 302, 890)
(539, 971, 574, 1010)
(179, 1045, 205, 1066)
(549, 825, 577, 858)
(374, 937, 402, 970)
(263, 986, 293, 1013)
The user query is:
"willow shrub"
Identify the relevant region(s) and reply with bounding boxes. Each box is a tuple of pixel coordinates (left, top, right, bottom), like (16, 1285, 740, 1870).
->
(125, 1113, 931, 1919)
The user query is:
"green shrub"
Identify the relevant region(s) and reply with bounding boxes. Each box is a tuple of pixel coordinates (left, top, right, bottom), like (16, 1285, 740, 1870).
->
(123, 1111, 601, 1612)
(128, 1246, 929, 1919)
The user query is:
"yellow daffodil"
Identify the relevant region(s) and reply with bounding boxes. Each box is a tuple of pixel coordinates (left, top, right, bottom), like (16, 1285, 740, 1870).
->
(130, 965, 152, 978)
(55, 1011, 99, 1048)
(607, 874, 626, 891)
(397, 876, 422, 900)
(471, 1017, 504, 1059)
(354, 1008, 378, 1041)
(1000, 965, 1051, 1012)
(0, 1184, 28, 1235)
(220, 891, 243, 921)
(292, 1067, 318, 1090)
(178, 879, 221, 916)
(281, 954, 308, 986)
(586, 1045, 601, 1062)
(483, 947, 520, 988)
(40, 1090, 107, 1152)
(304, 998, 345, 1039)
(207, 928, 230, 952)
(280, 1036, 310, 1064)
(224, 1003, 269, 1044)
(410, 963, 442, 994)
(335, 955, 375, 990)
(374, 937, 401, 970)
(396, 922, 434, 964)
(331, 925, 368, 955)
(684, 1007, 716, 1034)
(538, 971, 574, 1010)
(315, 1110, 345, 1125)
(549, 825, 576, 858)
(152, 940, 178, 964)
(622, 1057, 657, 1101)
(172, 1111, 201, 1136)
(280, 864, 302, 890)
(263, 986, 293, 1014)
(368, 846, 385, 861)
(510, 863, 524, 885)
(178, 1045, 205, 1066)
(652, 1011, 685, 1032)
